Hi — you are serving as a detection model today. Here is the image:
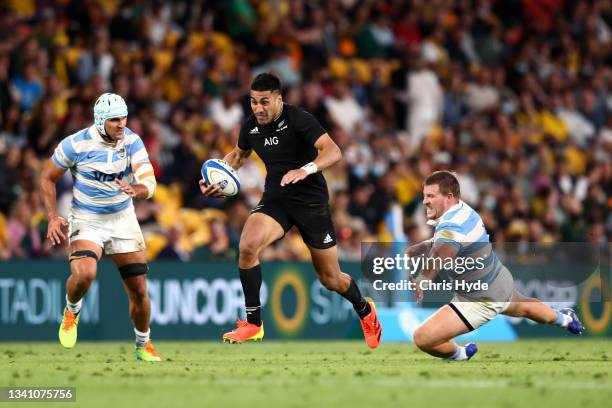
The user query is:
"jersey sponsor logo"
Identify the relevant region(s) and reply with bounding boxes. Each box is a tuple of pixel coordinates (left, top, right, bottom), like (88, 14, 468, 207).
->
(264, 136, 279, 146)
(323, 234, 333, 244)
(250, 126, 259, 134)
(93, 170, 125, 182)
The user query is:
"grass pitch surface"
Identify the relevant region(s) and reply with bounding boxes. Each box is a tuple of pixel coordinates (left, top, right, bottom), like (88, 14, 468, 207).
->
(2, 339, 610, 408)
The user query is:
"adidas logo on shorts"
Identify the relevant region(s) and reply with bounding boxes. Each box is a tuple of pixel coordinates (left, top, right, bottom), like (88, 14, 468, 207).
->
(323, 234, 333, 244)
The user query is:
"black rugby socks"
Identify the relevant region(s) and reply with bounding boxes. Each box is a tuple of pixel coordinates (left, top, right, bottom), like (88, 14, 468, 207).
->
(239, 265, 263, 326)
(340, 277, 371, 319)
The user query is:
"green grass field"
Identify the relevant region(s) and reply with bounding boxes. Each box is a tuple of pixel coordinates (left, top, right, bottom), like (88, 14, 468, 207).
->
(2, 340, 611, 408)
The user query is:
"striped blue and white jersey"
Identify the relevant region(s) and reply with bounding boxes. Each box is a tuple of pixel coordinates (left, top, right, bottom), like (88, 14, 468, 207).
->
(52, 125, 150, 214)
(430, 200, 502, 284)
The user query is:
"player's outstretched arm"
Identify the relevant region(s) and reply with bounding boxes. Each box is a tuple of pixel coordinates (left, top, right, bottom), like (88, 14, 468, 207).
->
(280, 133, 341, 186)
(40, 159, 68, 245)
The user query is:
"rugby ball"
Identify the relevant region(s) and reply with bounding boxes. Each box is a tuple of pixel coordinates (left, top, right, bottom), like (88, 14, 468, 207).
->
(201, 159, 241, 197)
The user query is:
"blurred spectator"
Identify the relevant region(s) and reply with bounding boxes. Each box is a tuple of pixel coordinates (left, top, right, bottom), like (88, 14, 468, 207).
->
(11, 62, 43, 114)
(157, 225, 189, 261)
(76, 30, 114, 89)
(192, 218, 238, 261)
(0, 146, 24, 213)
(209, 87, 244, 132)
(406, 57, 443, 150)
(324, 80, 365, 133)
(6, 194, 42, 258)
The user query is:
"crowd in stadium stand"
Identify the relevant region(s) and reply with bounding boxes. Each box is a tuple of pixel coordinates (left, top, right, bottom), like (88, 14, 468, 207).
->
(0, 0, 610, 262)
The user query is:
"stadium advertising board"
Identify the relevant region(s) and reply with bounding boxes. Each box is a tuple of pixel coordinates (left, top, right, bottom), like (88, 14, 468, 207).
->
(0, 248, 609, 341)
(0, 261, 362, 341)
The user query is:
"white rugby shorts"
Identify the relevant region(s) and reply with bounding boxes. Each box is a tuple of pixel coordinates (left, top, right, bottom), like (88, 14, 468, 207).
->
(68, 206, 145, 255)
(448, 265, 514, 330)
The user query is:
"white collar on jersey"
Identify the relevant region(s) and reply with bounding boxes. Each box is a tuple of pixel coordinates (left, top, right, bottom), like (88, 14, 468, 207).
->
(426, 200, 464, 227)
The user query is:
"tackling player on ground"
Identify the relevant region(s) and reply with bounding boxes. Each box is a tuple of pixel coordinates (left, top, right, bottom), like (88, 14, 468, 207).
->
(409, 171, 584, 361)
(40, 93, 161, 362)
(201, 73, 382, 348)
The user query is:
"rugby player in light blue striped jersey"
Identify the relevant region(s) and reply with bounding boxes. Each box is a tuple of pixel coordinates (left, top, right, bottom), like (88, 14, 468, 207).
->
(408, 171, 584, 361)
(40, 93, 161, 362)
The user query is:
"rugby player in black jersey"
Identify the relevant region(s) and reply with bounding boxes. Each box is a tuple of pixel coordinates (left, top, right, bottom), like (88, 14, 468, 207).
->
(200, 73, 381, 348)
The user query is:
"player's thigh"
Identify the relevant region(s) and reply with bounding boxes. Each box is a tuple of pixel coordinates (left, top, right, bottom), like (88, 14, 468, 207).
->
(240, 212, 286, 253)
(308, 245, 341, 280)
(68, 239, 103, 280)
(110, 251, 149, 297)
(414, 305, 471, 346)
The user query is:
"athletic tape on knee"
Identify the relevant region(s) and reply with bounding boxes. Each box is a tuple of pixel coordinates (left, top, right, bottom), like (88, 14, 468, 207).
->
(119, 263, 148, 279)
(69, 250, 99, 262)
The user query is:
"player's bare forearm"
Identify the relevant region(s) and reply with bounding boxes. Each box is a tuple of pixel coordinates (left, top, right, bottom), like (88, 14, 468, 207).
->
(40, 160, 64, 218)
(223, 147, 251, 170)
(41, 177, 58, 218)
(40, 159, 68, 244)
(312, 134, 342, 172)
(417, 243, 459, 281)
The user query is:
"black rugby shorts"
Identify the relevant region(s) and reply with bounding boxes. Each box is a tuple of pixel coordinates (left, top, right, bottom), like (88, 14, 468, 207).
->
(251, 195, 337, 249)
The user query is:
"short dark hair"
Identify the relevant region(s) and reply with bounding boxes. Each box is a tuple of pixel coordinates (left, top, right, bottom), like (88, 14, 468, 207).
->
(424, 170, 461, 197)
(251, 73, 281, 93)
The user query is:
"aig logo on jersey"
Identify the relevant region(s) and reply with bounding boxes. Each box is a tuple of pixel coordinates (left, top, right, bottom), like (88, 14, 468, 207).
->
(264, 137, 279, 146)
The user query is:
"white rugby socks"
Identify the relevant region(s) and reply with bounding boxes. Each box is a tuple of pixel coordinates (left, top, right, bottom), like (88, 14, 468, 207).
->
(66, 295, 83, 315)
(135, 328, 150, 349)
(553, 310, 572, 328)
(449, 345, 468, 361)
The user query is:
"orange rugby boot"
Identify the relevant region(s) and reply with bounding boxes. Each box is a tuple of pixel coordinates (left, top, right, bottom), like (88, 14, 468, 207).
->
(359, 298, 382, 349)
(222, 320, 264, 344)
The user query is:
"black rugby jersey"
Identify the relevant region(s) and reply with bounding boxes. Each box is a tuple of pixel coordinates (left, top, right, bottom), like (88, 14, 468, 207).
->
(238, 103, 329, 202)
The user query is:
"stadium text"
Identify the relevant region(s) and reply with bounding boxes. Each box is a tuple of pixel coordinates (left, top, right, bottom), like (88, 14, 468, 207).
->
(147, 278, 268, 325)
(0, 279, 99, 324)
